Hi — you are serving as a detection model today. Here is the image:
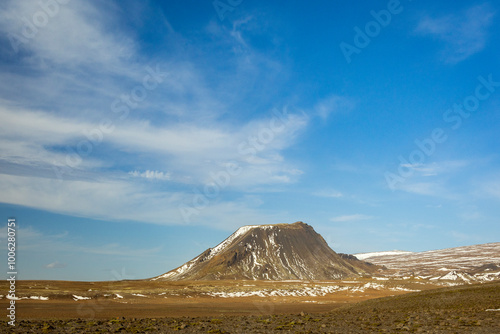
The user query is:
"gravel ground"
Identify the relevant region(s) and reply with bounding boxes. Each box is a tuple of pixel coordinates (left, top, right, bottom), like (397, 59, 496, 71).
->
(2, 282, 499, 333)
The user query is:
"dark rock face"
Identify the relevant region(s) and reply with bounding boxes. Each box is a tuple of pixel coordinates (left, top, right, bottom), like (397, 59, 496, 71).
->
(153, 222, 379, 281)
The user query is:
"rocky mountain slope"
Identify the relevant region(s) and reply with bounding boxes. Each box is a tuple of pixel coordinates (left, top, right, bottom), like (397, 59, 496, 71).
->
(153, 222, 378, 280)
(356, 242, 500, 282)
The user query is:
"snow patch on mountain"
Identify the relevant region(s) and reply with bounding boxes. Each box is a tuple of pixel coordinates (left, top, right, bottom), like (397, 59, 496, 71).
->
(154, 222, 376, 281)
(154, 225, 277, 281)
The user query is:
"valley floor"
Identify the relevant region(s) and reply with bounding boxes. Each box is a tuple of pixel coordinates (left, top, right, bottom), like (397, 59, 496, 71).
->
(0, 280, 499, 333)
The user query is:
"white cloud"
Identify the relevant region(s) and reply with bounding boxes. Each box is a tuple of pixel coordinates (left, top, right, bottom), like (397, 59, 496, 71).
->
(477, 175, 500, 201)
(395, 181, 447, 197)
(230, 16, 254, 47)
(0, 172, 291, 228)
(129, 170, 171, 181)
(44, 261, 67, 269)
(415, 3, 495, 64)
(0, 1, 312, 230)
(0, 173, 185, 224)
(330, 214, 373, 223)
(0, 103, 308, 187)
(2, 226, 163, 261)
(0, 0, 135, 69)
(313, 189, 344, 198)
(449, 230, 482, 243)
(314, 95, 354, 120)
(459, 211, 483, 221)
(391, 161, 471, 198)
(400, 163, 438, 177)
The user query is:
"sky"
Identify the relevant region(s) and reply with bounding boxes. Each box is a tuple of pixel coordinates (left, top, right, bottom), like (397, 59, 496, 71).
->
(0, 0, 499, 281)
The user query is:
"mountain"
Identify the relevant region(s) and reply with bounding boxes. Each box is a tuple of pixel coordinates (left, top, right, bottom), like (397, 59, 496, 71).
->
(153, 222, 378, 281)
(356, 242, 500, 282)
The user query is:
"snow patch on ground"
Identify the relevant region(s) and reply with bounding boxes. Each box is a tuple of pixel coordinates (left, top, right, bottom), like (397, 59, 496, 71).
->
(204, 283, 419, 298)
(29, 296, 49, 300)
(131, 293, 148, 297)
(73, 295, 91, 301)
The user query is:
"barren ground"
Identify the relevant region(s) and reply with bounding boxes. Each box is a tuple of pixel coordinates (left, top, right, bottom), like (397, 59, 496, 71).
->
(1, 279, 499, 333)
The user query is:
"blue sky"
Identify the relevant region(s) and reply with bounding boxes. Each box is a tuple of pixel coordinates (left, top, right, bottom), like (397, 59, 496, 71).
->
(0, 0, 499, 281)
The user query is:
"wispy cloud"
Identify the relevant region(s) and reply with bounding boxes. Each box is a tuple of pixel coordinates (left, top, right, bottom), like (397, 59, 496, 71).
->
(398, 161, 470, 179)
(313, 189, 344, 198)
(330, 214, 373, 223)
(314, 95, 354, 121)
(0, 226, 163, 258)
(0, 0, 135, 69)
(449, 230, 482, 243)
(415, 3, 495, 64)
(0, 104, 308, 185)
(44, 261, 67, 269)
(477, 174, 500, 201)
(395, 181, 446, 197)
(0, 1, 313, 229)
(391, 160, 473, 198)
(129, 170, 172, 181)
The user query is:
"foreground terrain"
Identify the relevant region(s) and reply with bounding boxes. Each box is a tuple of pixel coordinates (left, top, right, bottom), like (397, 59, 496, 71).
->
(1, 281, 499, 333)
(1, 278, 430, 319)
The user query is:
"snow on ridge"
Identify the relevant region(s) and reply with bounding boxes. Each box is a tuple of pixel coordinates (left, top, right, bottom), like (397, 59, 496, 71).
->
(210, 225, 258, 258)
(357, 243, 500, 262)
(152, 254, 202, 280)
(360, 243, 500, 272)
(153, 224, 274, 280)
(195, 224, 278, 261)
(355, 250, 414, 260)
(475, 271, 500, 281)
(438, 271, 472, 281)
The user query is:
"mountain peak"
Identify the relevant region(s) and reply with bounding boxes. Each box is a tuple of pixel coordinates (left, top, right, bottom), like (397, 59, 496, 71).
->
(154, 222, 377, 281)
(236, 221, 308, 230)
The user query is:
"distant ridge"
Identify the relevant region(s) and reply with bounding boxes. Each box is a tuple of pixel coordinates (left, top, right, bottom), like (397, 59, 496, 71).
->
(354, 250, 414, 260)
(153, 222, 378, 280)
(356, 242, 500, 280)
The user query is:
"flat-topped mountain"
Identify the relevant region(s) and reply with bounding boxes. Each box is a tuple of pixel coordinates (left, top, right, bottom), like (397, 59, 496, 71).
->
(153, 222, 378, 280)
